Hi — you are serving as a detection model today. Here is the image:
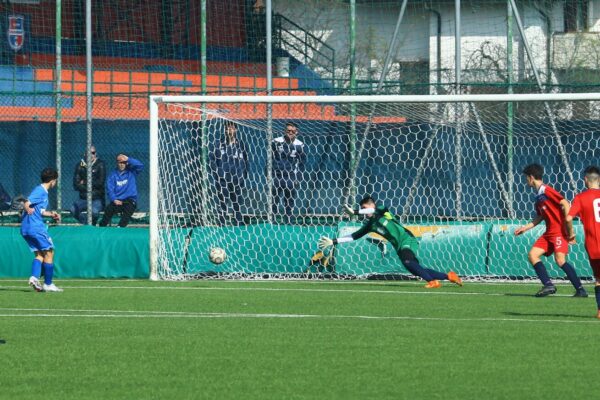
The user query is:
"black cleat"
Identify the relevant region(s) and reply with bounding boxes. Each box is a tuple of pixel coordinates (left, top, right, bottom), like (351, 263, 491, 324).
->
(573, 288, 589, 298)
(535, 285, 557, 297)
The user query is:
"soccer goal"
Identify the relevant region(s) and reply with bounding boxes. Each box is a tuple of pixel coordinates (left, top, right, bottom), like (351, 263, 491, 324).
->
(149, 93, 600, 281)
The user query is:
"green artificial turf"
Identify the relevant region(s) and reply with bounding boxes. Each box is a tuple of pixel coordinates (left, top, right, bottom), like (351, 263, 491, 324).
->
(0, 279, 599, 399)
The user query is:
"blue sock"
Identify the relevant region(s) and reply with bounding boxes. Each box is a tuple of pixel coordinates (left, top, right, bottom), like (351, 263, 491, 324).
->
(424, 268, 448, 281)
(595, 286, 600, 310)
(31, 259, 42, 278)
(561, 262, 583, 290)
(533, 262, 553, 286)
(42, 263, 54, 285)
(403, 260, 434, 281)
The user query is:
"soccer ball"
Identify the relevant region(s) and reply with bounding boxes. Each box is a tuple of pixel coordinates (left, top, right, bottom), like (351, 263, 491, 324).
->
(209, 247, 227, 264)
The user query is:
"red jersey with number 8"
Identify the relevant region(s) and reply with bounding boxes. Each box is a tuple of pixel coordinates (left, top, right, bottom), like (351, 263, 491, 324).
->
(568, 188, 600, 259)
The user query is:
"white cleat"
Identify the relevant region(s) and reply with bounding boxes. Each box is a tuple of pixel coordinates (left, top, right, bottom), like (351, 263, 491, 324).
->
(28, 276, 43, 292)
(42, 283, 63, 293)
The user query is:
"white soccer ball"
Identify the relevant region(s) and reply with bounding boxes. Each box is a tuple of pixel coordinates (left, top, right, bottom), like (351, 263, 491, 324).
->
(209, 247, 227, 264)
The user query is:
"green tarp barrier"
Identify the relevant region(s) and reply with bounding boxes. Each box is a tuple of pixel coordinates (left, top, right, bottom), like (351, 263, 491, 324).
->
(0, 226, 149, 278)
(0, 221, 592, 279)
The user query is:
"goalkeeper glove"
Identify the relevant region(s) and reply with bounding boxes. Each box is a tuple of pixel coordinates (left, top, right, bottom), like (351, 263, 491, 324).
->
(343, 204, 356, 216)
(318, 236, 334, 250)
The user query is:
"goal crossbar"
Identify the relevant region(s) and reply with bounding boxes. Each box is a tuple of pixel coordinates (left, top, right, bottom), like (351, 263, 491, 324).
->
(151, 93, 600, 105)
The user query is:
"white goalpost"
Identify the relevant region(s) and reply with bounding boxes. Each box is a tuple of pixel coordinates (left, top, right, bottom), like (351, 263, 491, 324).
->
(149, 93, 600, 281)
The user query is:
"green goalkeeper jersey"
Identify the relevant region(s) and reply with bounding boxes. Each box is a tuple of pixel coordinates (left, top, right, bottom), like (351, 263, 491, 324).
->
(350, 205, 419, 254)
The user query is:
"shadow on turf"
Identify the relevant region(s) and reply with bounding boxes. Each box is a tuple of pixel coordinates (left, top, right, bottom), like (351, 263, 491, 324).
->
(0, 287, 34, 293)
(503, 311, 592, 319)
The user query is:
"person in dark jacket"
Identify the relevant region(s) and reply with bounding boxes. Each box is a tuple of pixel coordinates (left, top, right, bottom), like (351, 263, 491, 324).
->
(271, 122, 306, 221)
(211, 122, 248, 225)
(0, 182, 11, 211)
(70, 146, 106, 225)
(98, 153, 143, 228)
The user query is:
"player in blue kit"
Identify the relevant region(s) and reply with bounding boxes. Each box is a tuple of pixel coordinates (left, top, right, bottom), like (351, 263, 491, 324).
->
(21, 167, 63, 292)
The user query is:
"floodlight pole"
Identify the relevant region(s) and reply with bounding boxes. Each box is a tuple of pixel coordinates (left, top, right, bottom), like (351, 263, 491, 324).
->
(55, 0, 63, 211)
(507, 0, 515, 218)
(85, 0, 93, 224)
(454, 0, 463, 221)
(349, 0, 357, 205)
(201, 0, 207, 94)
(266, 0, 274, 223)
(200, 0, 209, 225)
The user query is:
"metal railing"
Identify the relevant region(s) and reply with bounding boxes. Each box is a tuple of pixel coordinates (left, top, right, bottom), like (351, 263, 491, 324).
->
(273, 13, 336, 88)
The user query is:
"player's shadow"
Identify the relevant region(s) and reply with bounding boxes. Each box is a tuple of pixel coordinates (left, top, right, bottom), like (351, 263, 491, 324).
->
(503, 311, 591, 319)
(503, 293, 540, 298)
(357, 283, 421, 289)
(0, 287, 33, 293)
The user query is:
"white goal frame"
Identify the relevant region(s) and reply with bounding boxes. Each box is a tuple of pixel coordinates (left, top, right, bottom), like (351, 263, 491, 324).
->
(149, 93, 600, 280)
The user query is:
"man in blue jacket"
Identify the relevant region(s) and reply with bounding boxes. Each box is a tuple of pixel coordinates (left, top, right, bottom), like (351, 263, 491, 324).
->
(211, 122, 248, 225)
(98, 153, 143, 227)
(271, 122, 306, 221)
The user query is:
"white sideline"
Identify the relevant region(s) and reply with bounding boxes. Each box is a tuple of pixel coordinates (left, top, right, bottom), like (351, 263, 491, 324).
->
(0, 307, 596, 324)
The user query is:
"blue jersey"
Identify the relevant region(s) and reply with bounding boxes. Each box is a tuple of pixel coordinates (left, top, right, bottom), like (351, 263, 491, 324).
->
(21, 184, 49, 235)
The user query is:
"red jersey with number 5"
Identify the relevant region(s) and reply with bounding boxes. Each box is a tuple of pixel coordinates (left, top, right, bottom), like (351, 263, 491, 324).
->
(568, 188, 600, 259)
(535, 185, 567, 237)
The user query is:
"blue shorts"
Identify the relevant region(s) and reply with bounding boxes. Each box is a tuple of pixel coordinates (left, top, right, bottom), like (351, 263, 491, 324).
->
(22, 231, 54, 252)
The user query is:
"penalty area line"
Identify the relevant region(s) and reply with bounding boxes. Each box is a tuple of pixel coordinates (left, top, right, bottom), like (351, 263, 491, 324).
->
(0, 284, 496, 296)
(0, 309, 596, 324)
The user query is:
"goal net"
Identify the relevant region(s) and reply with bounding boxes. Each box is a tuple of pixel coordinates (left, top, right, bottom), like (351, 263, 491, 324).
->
(149, 94, 600, 281)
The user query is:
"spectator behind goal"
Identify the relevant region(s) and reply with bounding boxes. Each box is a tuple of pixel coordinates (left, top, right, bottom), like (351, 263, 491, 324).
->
(98, 153, 143, 228)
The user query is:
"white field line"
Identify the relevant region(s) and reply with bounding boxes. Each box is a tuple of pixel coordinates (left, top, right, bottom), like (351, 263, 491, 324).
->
(0, 283, 584, 297)
(0, 279, 585, 286)
(0, 307, 596, 324)
(0, 284, 514, 296)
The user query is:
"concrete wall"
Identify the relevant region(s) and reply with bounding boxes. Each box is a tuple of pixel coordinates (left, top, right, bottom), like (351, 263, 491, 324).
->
(274, 0, 599, 89)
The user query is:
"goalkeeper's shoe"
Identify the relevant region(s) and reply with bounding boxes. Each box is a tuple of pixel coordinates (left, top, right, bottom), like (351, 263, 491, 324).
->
(424, 280, 441, 289)
(447, 271, 463, 287)
(42, 283, 63, 293)
(28, 276, 43, 292)
(596, 310, 600, 320)
(534, 285, 557, 297)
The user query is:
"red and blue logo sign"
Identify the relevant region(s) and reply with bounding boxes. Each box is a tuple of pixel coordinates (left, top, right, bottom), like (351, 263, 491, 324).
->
(8, 15, 25, 51)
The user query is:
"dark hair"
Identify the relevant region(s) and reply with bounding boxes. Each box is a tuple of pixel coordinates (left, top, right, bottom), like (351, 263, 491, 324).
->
(225, 121, 236, 128)
(286, 122, 297, 129)
(522, 163, 544, 180)
(584, 165, 600, 176)
(41, 167, 58, 183)
(359, 195, 376, 207)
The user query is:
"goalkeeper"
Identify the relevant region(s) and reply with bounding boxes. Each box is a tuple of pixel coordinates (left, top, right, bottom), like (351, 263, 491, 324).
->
(318, 196, 463, 288)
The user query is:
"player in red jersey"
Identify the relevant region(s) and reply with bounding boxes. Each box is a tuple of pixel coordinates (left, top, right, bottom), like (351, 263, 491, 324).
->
(566, 165, 600, 318)
(514, 164, 587, 297)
